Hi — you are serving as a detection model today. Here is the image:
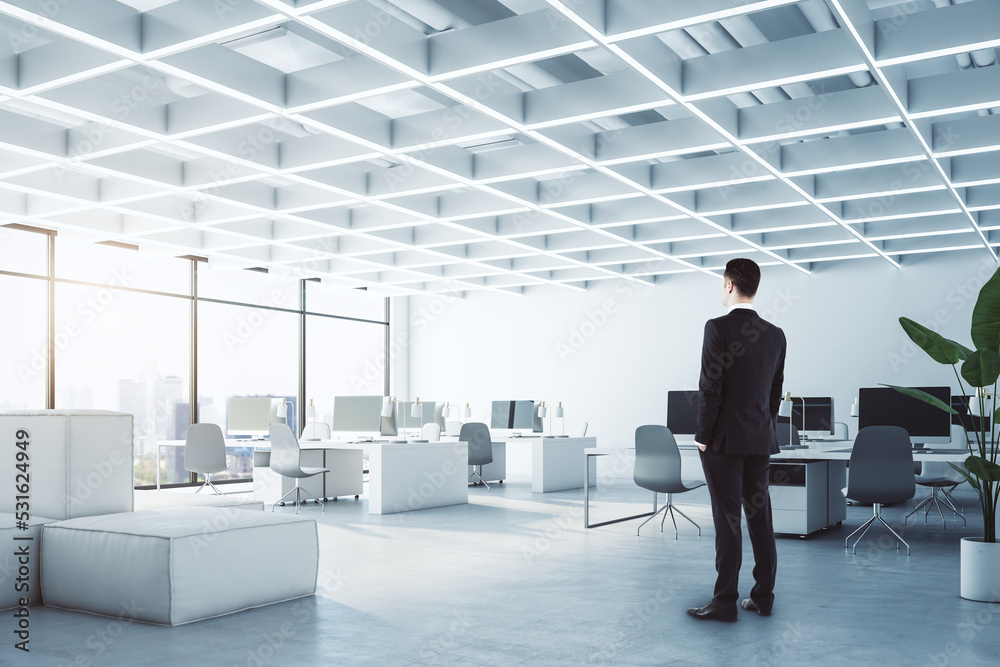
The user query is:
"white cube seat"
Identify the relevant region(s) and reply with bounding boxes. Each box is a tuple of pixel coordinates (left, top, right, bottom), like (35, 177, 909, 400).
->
(41, 507, 318, 625)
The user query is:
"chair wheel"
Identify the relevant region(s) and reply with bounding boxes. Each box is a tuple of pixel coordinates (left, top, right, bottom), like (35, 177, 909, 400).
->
(333, 497, 338, 501)
(323, 497, 328, 502)
(355, 495, 359, 499)
(279, 502, 285, 507)
(499, 480, 503, 484)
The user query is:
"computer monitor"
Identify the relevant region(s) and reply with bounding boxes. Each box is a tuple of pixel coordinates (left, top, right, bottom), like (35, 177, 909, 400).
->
(490, 400, 535, 431)
(228, 397, 272, 437)
(858, 386, 952, 445)
(952, 395, 991, 434)
(381, 408, 398, 437)
(332, 395, 383, 432)
(777, 397, 835, 438)
(666, 391, 699, 436)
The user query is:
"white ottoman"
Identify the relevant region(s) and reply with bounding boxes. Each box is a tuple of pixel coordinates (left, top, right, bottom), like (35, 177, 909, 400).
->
(41, 507, 318, 625)
(0, 513, 55, 610)
(0, 410, 134, 520)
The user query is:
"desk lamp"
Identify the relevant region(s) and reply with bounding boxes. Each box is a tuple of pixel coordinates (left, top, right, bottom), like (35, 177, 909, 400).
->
(410, 398, 424, 441)
(277, 398, 289, 424)
(464, 403, 471, 423)
(538, 401, 548, 436)
(304, 399, 317, 439)
(778, 393, 794, 449)
(850, 397, 859, 418)
(555, 402, 566, 437)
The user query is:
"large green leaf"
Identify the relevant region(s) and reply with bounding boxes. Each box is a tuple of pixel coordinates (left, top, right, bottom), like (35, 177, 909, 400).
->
(899, 317, 963, 365)
(971, 265, 1000, 352)
(962, 349, 1000, 387)
(880, 384, 959, 414)
(965, 456, 1000, 483)
(947, 338, 974, 361)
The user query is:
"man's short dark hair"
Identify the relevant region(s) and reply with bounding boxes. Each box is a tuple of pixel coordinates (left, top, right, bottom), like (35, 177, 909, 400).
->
(724, 258, 760, 298)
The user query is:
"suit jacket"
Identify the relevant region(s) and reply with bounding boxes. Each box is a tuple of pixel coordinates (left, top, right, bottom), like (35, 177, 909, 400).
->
(696, 308, 786, 456)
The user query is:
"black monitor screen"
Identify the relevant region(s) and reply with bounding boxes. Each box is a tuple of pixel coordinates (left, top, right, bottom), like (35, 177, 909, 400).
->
(952, 395, 991, 433)
(490, 401, 535, 429)
(776, 397, 834, 434)
(858, 386, 951, 438)
(667, 391, 699, 435)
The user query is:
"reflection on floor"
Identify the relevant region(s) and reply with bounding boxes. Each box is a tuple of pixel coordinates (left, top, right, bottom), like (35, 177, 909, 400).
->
(10, 477, 1000, 666)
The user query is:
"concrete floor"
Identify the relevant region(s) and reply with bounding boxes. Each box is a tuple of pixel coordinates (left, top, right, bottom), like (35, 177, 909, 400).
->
(8, 477, 1000, 666)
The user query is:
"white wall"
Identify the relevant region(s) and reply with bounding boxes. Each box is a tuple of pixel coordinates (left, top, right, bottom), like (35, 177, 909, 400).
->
(404, 251, 998, 449)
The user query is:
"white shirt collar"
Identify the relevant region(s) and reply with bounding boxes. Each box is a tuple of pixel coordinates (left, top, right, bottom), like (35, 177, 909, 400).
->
(727, 302, 755, 313)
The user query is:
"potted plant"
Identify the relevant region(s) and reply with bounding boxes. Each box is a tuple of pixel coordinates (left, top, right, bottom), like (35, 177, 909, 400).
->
(887, 268, 1000, 602)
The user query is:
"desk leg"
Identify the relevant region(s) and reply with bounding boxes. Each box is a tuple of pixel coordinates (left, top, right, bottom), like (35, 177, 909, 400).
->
(584, 452, 658, 529)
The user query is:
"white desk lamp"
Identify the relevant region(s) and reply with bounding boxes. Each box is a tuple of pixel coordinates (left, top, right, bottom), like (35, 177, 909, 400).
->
(850, 397, 860, 418)
(537, 401, 547, 436)
(304, 399, 316, 439)
(778, 392, 794, 449)
(464, 403, 471, 422)
(381, 396, 395, 418)
(410, 398, 424, 441)
(277, 398, 289, 424)
(555, 402, 565, 437)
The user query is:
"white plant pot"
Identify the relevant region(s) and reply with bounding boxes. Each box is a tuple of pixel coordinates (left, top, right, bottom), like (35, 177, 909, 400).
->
(960, 537, 1000, 602)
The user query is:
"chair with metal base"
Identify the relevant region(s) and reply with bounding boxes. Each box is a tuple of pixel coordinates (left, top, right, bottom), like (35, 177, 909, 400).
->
(269, 424, 329, 514)
(906, 459, 966, 527)
(460, 422, 494, 492)
(844, 425, 915, 555)
(633, 425, 706, 538)
(184, 423, 230, 495)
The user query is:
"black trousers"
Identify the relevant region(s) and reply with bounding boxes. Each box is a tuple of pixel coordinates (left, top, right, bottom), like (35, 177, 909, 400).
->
(699, 448, 777, 612)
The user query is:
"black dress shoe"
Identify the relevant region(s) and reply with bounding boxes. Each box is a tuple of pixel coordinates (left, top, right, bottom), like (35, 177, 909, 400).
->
(741, 598, 772, 616)
(686, 602, 737, 622)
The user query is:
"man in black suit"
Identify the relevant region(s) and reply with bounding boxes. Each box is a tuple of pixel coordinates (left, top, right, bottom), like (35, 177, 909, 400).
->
(686, 258, 786, 623)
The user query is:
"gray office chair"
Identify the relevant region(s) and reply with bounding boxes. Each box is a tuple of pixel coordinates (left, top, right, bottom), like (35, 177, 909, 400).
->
(633, 425, 706, 538)
(269, 424, 329, 514)
(844, 426, 916, 555)
(461, 422, 494, 492)
(776, 422, 802, 450)
(184, 423, 229, 495)
(906, 425, 967, 527)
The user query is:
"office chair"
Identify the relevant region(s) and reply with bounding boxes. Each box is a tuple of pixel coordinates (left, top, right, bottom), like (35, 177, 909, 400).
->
(184, 423, 230, 495)
(844, 426, 915, 555)
(269, 424, 329, 514)
(421, 422, 442, 442)
(444, 420, 462, 437)
(632, 425, 706, 538)
(906, 425, 967, 527)
(301, 421, 332, 441)
(775, 422, 802, 449)
(460, 422, 494, 492)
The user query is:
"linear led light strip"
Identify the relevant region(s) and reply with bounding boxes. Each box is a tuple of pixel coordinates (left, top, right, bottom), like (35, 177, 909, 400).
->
(268, 6, 804, 278)
(0, 1, 981, 279)
(540, 0, 903, 267)
(0, 7, 660, 293)
(824, 0, 994, 260)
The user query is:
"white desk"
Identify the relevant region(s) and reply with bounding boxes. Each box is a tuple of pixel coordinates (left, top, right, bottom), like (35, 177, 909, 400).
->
(444, 435, 598, 492)
(255, 440, 468, 515)
(583, 442, 971, 531)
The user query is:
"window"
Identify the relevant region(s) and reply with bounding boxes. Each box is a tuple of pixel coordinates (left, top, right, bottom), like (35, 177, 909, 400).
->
(306, 280, 386, 322)
(56, 236, 189, 296)
(0, 275, 47, 410)
(305, 315, 386, 426)
(0, 226, 47, 277)
(55, 283, 190, 486)
(197, 300, 299, 480)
